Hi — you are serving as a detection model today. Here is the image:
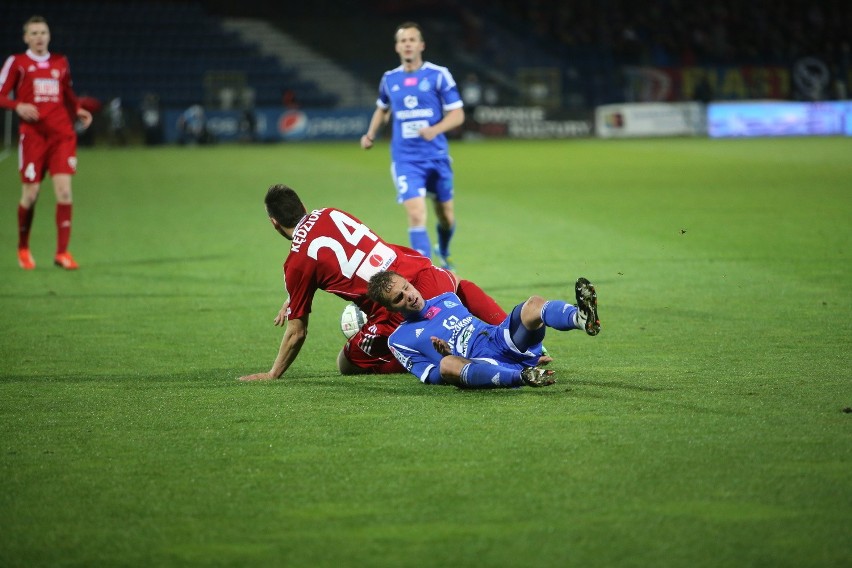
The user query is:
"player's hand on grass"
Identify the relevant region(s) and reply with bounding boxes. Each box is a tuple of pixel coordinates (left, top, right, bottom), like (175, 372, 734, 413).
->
(537, 355, 554, 366)
(238, 372, 275, 382)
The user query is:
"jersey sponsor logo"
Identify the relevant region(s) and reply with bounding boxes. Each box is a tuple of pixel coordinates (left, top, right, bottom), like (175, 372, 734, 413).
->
(395, 108, 434, 121)
(419, 79, 432, 92)
(424, 306, 441, 319)
(453, 323, 475, 357)
(443, 300, 459, 308)
(404, 95, 418, 109)
(354, 241, 396, 281)
(33, 78, 60, 98)
(404, 77, 418, 86)
(401, 119, 428, 139)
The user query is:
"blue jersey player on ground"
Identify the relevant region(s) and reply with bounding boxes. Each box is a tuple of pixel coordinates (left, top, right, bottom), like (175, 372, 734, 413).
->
(367, 270, 601, 389)
(361, 21, 464, 270)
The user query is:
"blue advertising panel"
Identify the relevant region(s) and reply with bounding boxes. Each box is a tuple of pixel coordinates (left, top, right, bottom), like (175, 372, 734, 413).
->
(162, 108, 373, 143)
(708, 101, 852, 137)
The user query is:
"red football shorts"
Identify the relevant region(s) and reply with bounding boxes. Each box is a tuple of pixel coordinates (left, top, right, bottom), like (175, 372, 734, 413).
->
(18, 130, 78, 183)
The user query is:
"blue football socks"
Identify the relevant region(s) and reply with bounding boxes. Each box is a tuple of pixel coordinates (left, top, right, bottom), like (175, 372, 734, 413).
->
(541, 300, 580, 331)
(409, 226, 431, 258)
(436, 223, 455, 257)
(459, 363, 522, 388)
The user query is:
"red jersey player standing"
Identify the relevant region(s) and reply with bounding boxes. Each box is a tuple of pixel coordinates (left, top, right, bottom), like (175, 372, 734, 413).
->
(0, 15, 92, 270)
(238, 184, 508, 382)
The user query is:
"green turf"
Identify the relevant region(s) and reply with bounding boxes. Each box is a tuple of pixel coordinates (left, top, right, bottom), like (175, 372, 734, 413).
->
(1, 137, 850, 567)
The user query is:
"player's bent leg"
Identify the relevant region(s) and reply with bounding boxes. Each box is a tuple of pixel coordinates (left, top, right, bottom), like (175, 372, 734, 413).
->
(337, 348, 370, 375)
(339, 333, 405, 375)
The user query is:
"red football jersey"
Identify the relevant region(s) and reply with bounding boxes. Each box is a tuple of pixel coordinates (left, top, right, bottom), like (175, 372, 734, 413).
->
(284, 208, 449, 321)
(0, 50, 80, 138)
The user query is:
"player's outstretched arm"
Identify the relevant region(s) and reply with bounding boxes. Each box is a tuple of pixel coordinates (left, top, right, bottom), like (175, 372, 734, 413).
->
(238, 315, 309, 381)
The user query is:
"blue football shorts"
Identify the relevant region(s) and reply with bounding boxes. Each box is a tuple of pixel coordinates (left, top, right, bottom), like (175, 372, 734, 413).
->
(390, 158, 454, 204)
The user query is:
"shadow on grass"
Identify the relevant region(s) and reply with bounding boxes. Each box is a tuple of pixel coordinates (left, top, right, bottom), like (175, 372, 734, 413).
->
(485, 277, 622, 295)
(568, 379, 671, 392)
(96, 254, 231, 267)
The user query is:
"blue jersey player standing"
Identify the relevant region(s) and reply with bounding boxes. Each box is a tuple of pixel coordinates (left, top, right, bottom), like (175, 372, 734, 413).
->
(360, 21, 464, 270)
(367, 270, 602, 389)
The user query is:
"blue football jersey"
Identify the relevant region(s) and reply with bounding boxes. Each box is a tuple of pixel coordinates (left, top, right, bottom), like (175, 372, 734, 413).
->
(376, 62, 463, 163)
(388, 293, 540, 384)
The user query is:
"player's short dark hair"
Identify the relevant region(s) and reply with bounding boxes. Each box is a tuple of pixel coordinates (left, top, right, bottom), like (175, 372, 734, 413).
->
(24, 15, 47, 33)
(367, 270, 401, 308)
(395, 21, 423, 41)
(265, 184, 306, 228)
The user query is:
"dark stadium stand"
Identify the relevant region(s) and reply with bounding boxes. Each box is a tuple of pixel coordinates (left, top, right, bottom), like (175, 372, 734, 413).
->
(0, 0, 337, 111)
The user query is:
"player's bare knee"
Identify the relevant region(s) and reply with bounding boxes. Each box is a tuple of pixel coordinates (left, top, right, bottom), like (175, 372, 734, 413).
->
(522, 296, 547, 326)
(337, 349, 356, 375)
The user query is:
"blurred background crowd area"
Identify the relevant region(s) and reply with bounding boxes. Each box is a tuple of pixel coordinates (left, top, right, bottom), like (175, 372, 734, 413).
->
(1, 0, 849, 143)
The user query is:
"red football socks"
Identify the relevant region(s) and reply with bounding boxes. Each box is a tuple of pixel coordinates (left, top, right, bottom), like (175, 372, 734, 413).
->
(456, 279, 508, 325)
(17, 204, 34, 250)
(56, 203, 73, 254)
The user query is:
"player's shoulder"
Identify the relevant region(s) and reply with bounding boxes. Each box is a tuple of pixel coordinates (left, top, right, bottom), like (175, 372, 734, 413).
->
(3, 53, 26, 66)
(383, 65, 406, 78)
(422, 61, 453, 75)
(427, 291, 462, 307)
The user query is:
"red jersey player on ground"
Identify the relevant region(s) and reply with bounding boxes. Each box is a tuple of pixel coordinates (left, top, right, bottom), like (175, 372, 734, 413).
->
(0, 15, 92, 270)
(238, 184, 508, 381)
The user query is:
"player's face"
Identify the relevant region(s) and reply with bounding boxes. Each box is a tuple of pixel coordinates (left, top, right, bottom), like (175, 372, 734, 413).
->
(394, 27, 424, 65)
(23, 23, 50, 55)
(385, 275, 425, 314)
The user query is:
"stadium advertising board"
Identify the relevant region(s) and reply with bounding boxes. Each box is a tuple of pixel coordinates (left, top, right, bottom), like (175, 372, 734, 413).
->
(708, 101, 852, 137)
(162, 108, 372, 143)
(472, 106, 592, 139)
(596, 102, 705, 138)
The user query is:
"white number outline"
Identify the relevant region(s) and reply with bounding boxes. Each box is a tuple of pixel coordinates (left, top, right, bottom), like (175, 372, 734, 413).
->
(307, 210, 378, 278)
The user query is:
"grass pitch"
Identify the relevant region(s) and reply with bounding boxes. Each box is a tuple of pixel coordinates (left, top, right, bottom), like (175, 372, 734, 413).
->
(1, 137, 850, 567)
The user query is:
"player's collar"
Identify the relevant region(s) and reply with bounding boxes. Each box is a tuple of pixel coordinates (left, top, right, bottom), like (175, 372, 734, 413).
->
(26, 49, 50, 62)
(292, 214, 308, 232)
